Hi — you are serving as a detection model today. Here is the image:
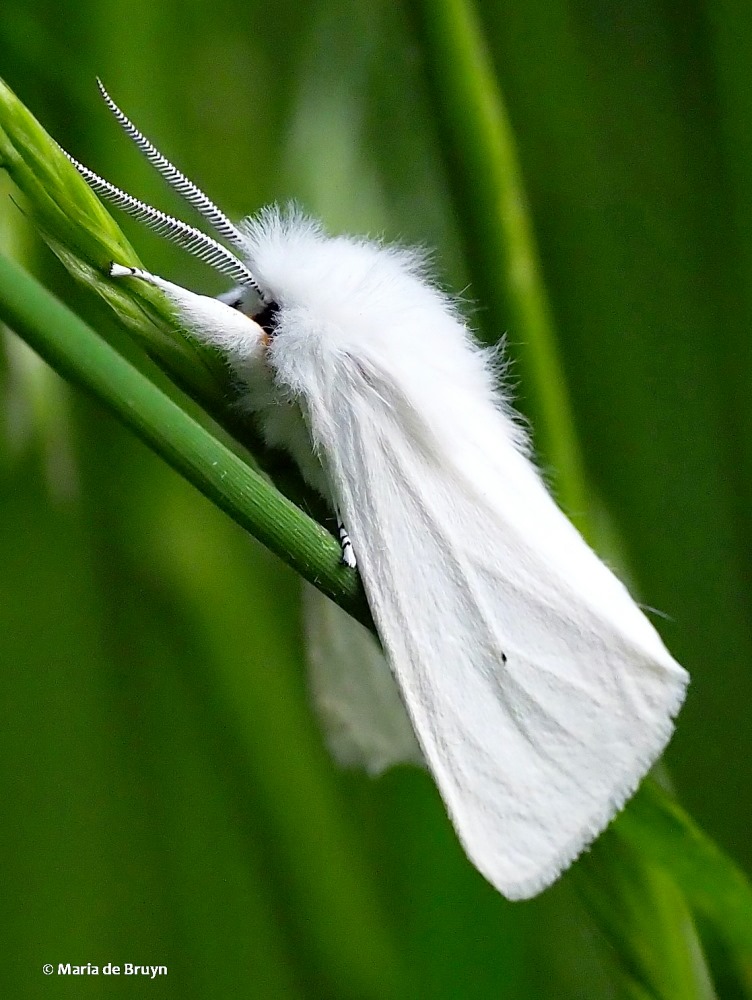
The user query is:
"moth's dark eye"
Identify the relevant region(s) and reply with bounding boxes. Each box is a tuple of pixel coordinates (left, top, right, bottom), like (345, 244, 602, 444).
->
(254, 301, 281, 338)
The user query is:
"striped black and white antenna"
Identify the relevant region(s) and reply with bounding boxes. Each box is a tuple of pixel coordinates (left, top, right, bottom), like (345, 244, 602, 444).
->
(96, 78, 247, 252)
(63, 148, 262, 294)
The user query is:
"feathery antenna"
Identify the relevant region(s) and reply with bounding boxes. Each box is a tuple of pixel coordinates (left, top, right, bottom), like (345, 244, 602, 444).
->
(97, 78, 246, 251)
(63, 148, 261, 292)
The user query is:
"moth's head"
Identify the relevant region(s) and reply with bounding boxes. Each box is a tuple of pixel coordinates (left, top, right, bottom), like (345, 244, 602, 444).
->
(218, 287, 281, 347)
(66, 79, 287, 356)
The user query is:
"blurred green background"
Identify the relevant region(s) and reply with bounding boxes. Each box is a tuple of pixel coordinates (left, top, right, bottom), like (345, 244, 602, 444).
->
(1, 0, 751, 997)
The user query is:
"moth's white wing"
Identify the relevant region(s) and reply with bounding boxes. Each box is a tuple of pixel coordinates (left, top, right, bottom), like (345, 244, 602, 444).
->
(304, 584, 423, 775)
(300, 355, 687, 901)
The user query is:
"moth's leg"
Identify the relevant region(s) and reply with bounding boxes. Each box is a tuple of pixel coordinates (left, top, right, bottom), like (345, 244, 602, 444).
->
(110, 263, 265, 360)
(337, 515, 357, 569)
(111, 263, 160, 282)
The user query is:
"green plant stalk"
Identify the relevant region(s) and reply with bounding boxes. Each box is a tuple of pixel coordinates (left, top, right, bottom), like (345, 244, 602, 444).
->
(0, 252, 369, 627)
(406, 0, 588, 522)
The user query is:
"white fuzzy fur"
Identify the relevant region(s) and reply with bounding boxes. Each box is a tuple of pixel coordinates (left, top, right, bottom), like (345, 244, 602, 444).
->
(118, 207, 689, 900)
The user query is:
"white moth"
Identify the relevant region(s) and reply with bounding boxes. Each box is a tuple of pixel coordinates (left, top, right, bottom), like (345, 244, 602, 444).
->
(68, 82, 688, 900)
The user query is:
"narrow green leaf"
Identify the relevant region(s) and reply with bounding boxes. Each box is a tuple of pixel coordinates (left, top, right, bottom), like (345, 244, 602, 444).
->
(573, 831, 717, 1000)
(619, 783, 752, 995)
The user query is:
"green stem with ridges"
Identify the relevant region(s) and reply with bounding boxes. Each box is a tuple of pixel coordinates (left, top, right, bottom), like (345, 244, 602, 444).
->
(407, 0, 588, 521)
(0, 253, 369, 627)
